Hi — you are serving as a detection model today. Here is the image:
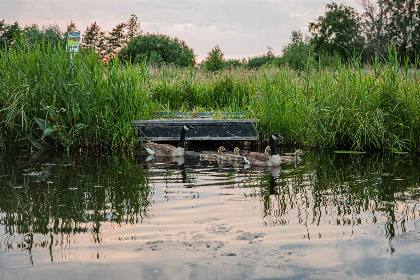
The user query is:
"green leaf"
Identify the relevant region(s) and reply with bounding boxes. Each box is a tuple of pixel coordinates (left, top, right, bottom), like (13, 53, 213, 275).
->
(27, 135, 51, 151)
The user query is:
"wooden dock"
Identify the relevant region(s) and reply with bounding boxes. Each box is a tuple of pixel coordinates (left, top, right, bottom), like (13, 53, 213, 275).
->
(133, 118, 259, 141)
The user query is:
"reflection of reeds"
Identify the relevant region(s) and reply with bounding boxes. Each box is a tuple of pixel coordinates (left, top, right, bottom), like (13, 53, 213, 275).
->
(1, 42, 419, 151)
(246, 152, 419, 250)
(0, 151, 151, 247)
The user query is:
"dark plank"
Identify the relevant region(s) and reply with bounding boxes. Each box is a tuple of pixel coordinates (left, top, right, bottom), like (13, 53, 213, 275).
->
(133, 119, 259, 141)
(132, 119, 258, 126)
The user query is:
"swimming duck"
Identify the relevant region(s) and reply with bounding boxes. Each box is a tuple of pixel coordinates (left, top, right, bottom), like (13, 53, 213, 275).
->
(200, 146, 226, 161)
(281, 149, 304, 162)
(222, 147, 243, 161)
(143, 124, 193, 157)
(242, 134, 284, 166)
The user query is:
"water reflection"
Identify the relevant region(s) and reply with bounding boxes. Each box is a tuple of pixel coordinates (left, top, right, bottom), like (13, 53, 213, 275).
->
(0, 149, 419, 269)
(0, 150, 151, 264)
(245, 152, 419, 253)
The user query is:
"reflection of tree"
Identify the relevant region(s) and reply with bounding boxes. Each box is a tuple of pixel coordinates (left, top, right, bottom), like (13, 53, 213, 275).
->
(247, 152, 419, 252)
(0, 151, 151, 264)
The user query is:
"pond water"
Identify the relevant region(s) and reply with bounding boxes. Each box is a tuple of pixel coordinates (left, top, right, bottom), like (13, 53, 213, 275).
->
(0, 149, 419, 280)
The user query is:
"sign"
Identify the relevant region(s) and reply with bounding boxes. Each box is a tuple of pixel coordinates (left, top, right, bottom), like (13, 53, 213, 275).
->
(67, 32, 81, 54)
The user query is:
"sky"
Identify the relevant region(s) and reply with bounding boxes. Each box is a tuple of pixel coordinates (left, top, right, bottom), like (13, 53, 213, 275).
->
(0, 0, 362, 61)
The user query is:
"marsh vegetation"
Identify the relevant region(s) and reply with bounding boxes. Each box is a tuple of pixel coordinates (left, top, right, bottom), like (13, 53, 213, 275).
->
(0, 42, 419, 152)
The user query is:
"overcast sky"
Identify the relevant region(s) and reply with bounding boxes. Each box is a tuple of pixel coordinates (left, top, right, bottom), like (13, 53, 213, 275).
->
(0, 0, 361, 60)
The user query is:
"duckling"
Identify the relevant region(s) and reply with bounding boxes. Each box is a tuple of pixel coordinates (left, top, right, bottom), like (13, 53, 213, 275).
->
(222, 147, 243, 161)
(264, 146, 271, 154)
(281, 149, 304, 162)
(143, 124, 194, 157)
(200, 146, 226, 161)
(242, 134, 284, 166)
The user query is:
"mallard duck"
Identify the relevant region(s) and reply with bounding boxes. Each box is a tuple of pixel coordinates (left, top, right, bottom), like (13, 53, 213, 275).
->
(242, 134, 284, 166)
(281, 149, 304, 162)
(264, 146, 271, 154)
(222, 147, 243, 161)
(143, 124, 193, 157)
(200, 146, 226, 161)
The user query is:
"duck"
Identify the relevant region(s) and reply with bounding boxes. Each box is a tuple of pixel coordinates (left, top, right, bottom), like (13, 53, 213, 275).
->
(281, 149, 304, 162)
(143, 124, 193, 157)
(222, 147, 243, 161)
(242, 134, 284, 166)
(264, 146, 271, 154)
(200, 146, 226, 161)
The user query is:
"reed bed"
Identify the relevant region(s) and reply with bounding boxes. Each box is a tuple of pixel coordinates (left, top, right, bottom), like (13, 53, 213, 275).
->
(0, 42, 153, 149)
(0, 43, 419, 151)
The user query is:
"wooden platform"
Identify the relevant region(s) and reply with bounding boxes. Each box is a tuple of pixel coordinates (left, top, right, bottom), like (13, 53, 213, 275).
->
(133, 119, 259, 141)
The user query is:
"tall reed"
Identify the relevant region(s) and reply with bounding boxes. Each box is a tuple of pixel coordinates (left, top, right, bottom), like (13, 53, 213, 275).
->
(1, 42, 418, 151)
(146, 61, 419, 151)
(0, 41, 153, 149)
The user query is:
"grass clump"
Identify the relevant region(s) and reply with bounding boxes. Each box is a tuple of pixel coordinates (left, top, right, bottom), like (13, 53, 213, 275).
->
(0, 41, 418, 152)
(0, 41, 153, 150)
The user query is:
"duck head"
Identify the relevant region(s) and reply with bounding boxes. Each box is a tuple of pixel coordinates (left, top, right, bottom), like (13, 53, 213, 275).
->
(233, 147, 240, 155)
(271, 133, 284, 140)
(295, 149, 304, 156)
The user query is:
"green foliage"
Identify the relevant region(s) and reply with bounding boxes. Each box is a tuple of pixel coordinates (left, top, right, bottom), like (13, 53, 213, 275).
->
(119, 34, 195, 67)
(81, 21, 105, 54)
(246, 47, 276, 69)
(126, 14, 141, 41)
(0, 21, 22, 48)
(106, 22, 126, 55)
(382, 0, 420, 62)
(66, 20, 78, 33)
(309, 2, 364, 61)
(1, 34, 419, 152)
(225, 59, 242, 68)
(275, 31, 315, 70)
(0, 41, 153, 149)
(205, 45, 225, 72)
(145, 54, 419, 152)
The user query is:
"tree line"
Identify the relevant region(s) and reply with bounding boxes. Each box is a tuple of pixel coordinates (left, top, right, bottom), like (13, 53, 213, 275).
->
(207, 0, 420, 71)
(0, 0, 419, 70)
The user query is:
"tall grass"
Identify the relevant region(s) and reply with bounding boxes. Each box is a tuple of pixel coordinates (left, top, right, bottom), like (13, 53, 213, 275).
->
(0, 41, 153, 149)
(146, 56, 419, 151)
(0, 42, 419, 151)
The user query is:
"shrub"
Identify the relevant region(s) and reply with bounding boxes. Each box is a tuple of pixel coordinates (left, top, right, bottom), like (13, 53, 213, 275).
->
(118, 34, 195, 67)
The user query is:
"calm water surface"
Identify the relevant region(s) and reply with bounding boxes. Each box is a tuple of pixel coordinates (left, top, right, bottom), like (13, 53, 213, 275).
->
(0, 149, 419, 280)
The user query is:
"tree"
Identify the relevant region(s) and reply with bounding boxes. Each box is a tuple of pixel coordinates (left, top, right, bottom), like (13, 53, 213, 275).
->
(23, 24, 42, 44)
(205, 45, 225, 71)
(309, 2, 364, 61)
(0, 21, 22, 48)
(126, 14, 141, 40)
(356, 0, 387, 58)
(42, 24, 63, 46)
(119, 34, 195, 67)
(382, 0, 420, 62)
(66, 20, 78, 33)
(82, 21, 105, 54)
(225, 59, 242, 68)
(278, 30, 316, 70)
(246, 46, 277, 68)
(105, 22, 126, 56)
